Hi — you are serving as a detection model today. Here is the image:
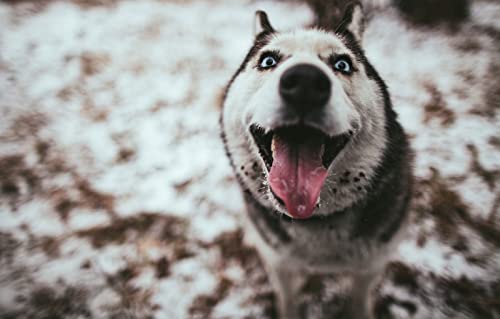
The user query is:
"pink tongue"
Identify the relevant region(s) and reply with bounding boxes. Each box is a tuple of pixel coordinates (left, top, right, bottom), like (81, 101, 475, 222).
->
(269, 133, 327, 219)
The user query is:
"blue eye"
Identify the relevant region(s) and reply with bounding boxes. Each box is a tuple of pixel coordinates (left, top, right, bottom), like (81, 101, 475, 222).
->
(334, 59, 352, 74)
(260, 56, 278, 69)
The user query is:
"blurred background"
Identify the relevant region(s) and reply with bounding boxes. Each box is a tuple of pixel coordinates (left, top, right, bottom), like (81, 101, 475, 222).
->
(0, 0, 499, 318)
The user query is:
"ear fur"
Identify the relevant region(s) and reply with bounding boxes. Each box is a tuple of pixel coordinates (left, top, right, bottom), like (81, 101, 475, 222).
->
(336, 2, 365, 42)
(254, 10, 275, 36)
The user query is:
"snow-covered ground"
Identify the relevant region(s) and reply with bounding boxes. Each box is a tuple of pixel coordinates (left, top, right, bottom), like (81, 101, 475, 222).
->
(0, 0, 499, 318)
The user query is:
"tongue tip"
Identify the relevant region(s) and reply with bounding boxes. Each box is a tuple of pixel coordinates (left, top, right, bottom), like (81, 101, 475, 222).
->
(285, 202, 316, 219)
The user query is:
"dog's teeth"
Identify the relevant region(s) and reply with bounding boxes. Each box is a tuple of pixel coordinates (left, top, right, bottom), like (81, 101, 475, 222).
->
(271, 137, 276, 154)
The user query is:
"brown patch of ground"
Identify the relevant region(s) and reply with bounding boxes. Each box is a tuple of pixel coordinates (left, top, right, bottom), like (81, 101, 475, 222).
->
(469, 62, 500, 118)
(76, 212, 188, 248)
(37, 236, 61, 258)
(437, 276, 500, 316)
(0, 232, 21, 265)
(8, 112, 48, 141)
(298, 274, 351, 318)
(150, 100, 169, 113)
(80, 51, 110, 77)
(100, 264, 156, 319)
(489, 136, 500, 149)
(467, 144, 500, 191)
(75, 178, 116, 214)
(415, 168, 500, 248)
(155, 256, 170, 278)
(49, 174, 117, 222)
(189, 277, 233, 318)
(33, 140, 119, 220)
(455, 37, 482, 53)
(393, 0, 469, 28)
(0, 154, 41, 208)
(3, 285, 92, 319)
(115, 147, 136, 163)
(489, 193, 500, 223)
(0, 136, 119, 224)
(422, 83, 456, 127)
(375, 295, 417, 319)
(210, 229, 258, 269)
(387, 262, 420, 294)
(199, 229, 276, 318)
(484, 62, 500, 116)
(56, 84, 80, 102)
(380, 262, 500, 318)
(76, 213, 179, 248)
(173, 179, 193, 194)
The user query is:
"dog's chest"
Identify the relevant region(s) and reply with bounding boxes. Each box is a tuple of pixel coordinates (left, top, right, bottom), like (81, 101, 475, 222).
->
(245, 194, 395, 272)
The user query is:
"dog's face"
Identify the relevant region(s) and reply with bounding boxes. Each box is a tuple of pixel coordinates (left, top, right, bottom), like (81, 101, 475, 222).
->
(222, 5, 388, 219)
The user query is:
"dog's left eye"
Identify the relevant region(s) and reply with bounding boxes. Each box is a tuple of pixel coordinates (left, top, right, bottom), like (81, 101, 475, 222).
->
(260, 56, 278, 69)
(333, 58, 352, 74)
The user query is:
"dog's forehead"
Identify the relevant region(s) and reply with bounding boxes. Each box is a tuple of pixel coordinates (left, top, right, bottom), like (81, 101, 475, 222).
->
(263, 29, 349, 56)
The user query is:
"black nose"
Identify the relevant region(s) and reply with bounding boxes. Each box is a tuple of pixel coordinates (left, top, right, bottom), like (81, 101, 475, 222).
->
(279, 64, 331, 113)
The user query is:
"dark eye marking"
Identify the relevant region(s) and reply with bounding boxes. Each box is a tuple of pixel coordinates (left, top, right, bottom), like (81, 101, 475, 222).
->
(257, 50, 282, 70)
(329, 54, 356, 75)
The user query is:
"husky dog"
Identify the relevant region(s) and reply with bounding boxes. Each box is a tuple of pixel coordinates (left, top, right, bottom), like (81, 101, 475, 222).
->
(220, 3, 413, 318)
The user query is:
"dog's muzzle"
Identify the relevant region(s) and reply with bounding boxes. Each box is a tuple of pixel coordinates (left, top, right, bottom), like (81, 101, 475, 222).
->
(250, 64, 352, 219)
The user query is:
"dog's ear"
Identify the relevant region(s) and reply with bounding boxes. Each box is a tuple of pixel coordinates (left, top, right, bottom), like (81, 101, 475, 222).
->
(336, 2, 364, 42)
(254, 10, 275, 36)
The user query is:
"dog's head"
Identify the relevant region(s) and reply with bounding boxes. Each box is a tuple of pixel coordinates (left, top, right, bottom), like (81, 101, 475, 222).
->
(221, 4, 390, 219)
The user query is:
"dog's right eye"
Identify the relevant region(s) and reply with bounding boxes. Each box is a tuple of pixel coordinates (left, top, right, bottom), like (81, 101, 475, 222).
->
(258, 54, 279, 69)
(260, 56, 277, 68)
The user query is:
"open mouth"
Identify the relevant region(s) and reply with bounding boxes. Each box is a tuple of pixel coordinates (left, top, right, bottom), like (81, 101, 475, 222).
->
(250, 124, 350, 219)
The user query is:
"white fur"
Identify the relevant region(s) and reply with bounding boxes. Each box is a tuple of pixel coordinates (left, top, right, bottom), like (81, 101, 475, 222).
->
(223, 28, 387, 218)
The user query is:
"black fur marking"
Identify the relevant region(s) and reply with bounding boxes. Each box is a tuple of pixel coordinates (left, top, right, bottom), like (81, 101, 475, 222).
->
(350, 101, 413, 242)
(340, 178, 350, 184)
(244, 191, 291, 245)
(255, 10, 275, 34)
(379, 189, 412, 242)
(334, 20, 413, 242)
(334, 1, 363, 38)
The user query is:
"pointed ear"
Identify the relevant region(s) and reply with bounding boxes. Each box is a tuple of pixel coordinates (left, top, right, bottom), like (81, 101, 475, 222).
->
(336, 2, 365, 42)
(254, 10, 275, 36)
